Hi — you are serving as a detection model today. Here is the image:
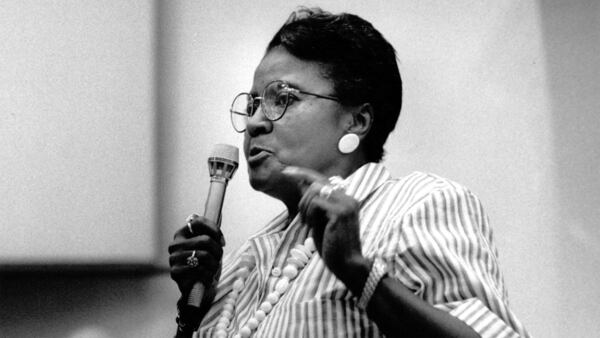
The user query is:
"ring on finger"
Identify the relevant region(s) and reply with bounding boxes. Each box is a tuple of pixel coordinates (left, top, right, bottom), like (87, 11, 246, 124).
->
(186, 250, 199, 268)
(186, 214, 199, 234)
(319, 184, 335, 200)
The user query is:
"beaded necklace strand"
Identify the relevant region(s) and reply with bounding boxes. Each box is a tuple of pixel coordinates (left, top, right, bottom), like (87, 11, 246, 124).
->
(212, 236, 317, 338)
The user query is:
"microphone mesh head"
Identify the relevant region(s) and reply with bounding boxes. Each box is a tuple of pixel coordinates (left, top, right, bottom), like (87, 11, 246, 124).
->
(210, 144, 239, 164)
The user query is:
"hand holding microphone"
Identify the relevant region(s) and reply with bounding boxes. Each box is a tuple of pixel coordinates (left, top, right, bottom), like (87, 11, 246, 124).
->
(168, 215, 224, 301)
(168, 144, 239, 337)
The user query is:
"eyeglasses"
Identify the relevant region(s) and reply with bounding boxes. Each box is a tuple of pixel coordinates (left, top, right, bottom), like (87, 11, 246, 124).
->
(230, 80, 340, 133)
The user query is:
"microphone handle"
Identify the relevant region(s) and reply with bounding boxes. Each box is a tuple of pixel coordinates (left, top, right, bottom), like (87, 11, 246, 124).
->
(203, 177, 227, 225)
(176, 178, 228, 337)
(188, 177, 227, 307)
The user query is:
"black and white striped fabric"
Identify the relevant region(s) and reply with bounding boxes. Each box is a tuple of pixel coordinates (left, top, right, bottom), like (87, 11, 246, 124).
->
(197, 163, 529, 337)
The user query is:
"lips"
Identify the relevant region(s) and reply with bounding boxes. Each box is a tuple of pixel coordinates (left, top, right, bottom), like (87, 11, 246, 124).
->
(247, 145, 272, 166)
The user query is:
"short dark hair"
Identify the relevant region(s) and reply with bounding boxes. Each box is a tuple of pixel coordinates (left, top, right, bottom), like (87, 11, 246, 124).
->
(267, 7, 402, 162)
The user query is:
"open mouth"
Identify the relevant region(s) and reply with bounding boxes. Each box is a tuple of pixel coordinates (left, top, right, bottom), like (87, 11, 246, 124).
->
(249, 147, 267, 157)
(248, 146, 271, 165)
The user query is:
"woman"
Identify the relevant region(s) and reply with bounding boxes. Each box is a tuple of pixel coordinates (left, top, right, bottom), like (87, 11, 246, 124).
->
(169, 8, 529, 338)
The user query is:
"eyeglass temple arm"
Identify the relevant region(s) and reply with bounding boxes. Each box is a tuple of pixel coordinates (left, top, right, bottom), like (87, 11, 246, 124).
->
(292, 89, 339, 102)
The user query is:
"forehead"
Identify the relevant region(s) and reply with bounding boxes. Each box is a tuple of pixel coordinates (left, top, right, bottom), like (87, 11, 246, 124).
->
(252, 46, 332, 94)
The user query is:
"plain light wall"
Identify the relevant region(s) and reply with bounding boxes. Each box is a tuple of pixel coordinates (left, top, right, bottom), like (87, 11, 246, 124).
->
(0, 1, 178, 337)
(0, 0, 157, 264)
(1, 1, 599, 337)
(540, 0, 600, 333)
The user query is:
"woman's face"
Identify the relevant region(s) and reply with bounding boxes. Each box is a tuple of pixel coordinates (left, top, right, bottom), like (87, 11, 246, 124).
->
(243, 46, 351, 197)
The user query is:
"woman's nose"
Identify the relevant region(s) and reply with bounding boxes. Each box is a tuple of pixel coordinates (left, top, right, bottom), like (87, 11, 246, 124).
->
(246, 104, 272, 137)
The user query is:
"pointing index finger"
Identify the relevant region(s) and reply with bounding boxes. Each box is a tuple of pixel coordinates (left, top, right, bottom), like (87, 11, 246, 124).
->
(281, 166, 327, 190)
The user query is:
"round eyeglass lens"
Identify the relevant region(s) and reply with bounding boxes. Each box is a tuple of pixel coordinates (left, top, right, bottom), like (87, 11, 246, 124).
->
(262, 81, 288, 120)
(230, 93, 251, 132)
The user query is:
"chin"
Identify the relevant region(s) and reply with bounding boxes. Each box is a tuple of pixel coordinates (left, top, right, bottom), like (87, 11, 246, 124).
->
(247, 163, 276, 192)
(247, 161, 287, 196)
(248, 173, 268, 192)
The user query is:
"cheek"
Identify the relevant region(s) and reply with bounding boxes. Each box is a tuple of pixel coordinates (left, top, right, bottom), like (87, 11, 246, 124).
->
(242, 133, 251, 158)
(278, 124, 338, 161)
(274, 102, 344, 157)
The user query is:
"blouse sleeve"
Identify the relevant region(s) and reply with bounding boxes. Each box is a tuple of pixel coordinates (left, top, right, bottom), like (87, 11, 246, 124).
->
(389, 183, 530, 338)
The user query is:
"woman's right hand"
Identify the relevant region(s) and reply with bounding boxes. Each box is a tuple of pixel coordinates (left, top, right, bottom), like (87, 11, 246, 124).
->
(168, 214, 225, 296)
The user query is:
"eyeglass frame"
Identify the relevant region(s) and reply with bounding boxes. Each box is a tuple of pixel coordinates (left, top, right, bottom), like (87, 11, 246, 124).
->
(230, 80, 340, 133)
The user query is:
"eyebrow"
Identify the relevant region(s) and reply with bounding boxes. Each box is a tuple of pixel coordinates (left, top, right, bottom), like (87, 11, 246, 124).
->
(280, 80, 302, 90)
(249, 79, 307, 97)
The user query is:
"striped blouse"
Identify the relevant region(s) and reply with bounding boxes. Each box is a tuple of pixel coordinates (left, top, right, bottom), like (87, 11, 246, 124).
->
(197, 163, 529, 337)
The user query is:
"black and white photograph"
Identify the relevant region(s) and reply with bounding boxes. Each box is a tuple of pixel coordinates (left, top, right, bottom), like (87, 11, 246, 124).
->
(1, 1, 598, 337)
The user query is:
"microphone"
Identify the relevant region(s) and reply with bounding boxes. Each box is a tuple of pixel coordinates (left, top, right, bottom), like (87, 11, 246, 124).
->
(181, 144, 239, 331)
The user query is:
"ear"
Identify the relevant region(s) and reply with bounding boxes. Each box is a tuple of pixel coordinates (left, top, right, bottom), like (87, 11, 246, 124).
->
(347, 103, 373, 138)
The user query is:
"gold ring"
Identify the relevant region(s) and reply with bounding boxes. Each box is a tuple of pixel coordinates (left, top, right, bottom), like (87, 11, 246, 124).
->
(186, 214, 199, 234)
(319, 184, 335, 200)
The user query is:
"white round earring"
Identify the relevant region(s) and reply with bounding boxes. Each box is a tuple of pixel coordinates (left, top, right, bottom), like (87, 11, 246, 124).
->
(337, 133, 360, 154)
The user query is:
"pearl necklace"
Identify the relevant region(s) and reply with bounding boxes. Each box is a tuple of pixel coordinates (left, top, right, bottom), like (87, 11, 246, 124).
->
(212, 236, 317, 338)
